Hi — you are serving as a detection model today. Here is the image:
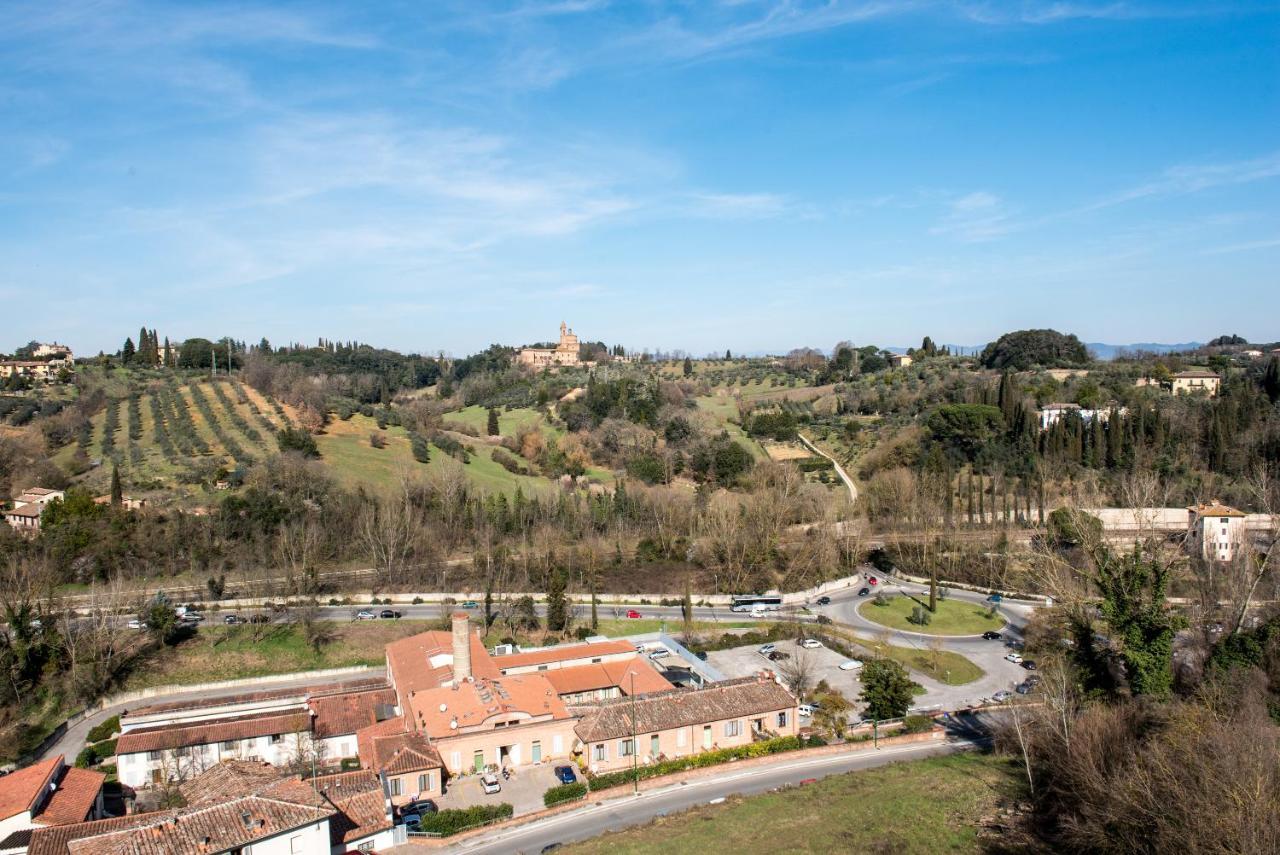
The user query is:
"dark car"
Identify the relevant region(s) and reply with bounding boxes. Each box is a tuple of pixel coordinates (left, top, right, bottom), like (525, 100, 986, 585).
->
(379, 609, 401, 619)
(815, 596, 831, 606)
(982, 631, 1002, 640)
(1024, 674, 1042, 685)
(405, 798, 437, 815)
(857, 587, 871, 597)
(223, 614, 246, 625)
(1021, 660, 1038, 671)
(1015, 681, 1033, 695)
(767, 650, 791, 661)
(694, 650, 708, 661)
(553, 765, 577, 785)
(249, 614, 271, 624)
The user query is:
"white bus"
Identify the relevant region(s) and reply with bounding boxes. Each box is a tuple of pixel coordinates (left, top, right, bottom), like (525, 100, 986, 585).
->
(730, 595, 783, 614)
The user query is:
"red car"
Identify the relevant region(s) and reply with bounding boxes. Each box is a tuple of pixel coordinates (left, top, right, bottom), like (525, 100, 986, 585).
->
(868, 576, 878, 585)
(626, 609, 642, 619)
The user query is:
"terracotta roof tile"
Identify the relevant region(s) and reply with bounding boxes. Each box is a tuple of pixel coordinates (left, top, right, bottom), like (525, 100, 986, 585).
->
(310, 687, 398, 738)
(572, 677, 797, 743)
(0, 756, 61, 821)
(355, 719, 441, 775)
(407, 674, 571, 736)
(116, 710, 312, 755)
(384, 630, 498, 699)
(542, 658, 672, 697)
(314, 770, 391, 846)
(34, 768, 104, 826)
(495, 639, 637, 671)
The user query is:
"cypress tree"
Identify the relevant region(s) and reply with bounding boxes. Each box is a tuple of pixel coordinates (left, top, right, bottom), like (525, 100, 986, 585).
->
(110, 464, 122, 506)
(487, 408, 500, 436)
(1264, 357, 1280, 404)
(121, 337, 135, 364)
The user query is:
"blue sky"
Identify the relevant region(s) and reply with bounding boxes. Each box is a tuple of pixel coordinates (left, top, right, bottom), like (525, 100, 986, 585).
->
(2, 1, 1278, 357)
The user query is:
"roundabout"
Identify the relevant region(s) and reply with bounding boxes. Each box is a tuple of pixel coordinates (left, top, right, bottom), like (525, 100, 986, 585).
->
(856, 593, 1006, 636)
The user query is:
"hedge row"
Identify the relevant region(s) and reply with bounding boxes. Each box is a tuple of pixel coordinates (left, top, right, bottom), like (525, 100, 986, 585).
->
(415, 803, 513, 836)
(543, 781, 587, 808)
(87, 715, 120, 743)
(587, 735, 805, 791)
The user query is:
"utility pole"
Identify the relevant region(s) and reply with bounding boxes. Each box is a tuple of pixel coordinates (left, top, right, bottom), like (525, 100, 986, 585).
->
(631, 672, 638, 796)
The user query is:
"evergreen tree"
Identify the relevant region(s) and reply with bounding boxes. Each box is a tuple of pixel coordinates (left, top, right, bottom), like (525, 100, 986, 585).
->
(109, 464, 122, 506)
(682, 356, 693, 377)
(546, 568, 569, 633)
(858, 659, 915, 720)
(121, 337, 135, 364)
(724, 349, 732, 360)
(487, 408, 500, 436)
(1264, 357, 1280, 404)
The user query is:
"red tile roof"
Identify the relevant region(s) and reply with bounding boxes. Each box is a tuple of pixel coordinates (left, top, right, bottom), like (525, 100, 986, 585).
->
(572, 676, 797, 743)
(495, 639, 637, 671)
(34, 768, 104, 826)
(541, 658, 672, 697)
(355, 717, 441, 775)
(310, 687, 398, 738)
(314, 770, 391, 846)
(0, 756, 61, 821)
(407, 674, 572, 736)
(385, 630, 499, 699)
(116, 709, 312, 755)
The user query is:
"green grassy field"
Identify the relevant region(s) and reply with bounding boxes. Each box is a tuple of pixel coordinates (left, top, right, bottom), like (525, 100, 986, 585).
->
(442, 405, 551, 438)
(860, 596, 1006, 637)
(563, 751, 1019, 855)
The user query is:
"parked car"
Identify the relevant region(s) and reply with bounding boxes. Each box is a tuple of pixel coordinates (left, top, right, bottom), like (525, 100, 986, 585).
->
(1015, 682, 1033, 695)
(355, 610, 377, 620)
(180, 611, 204, 623)
(553, 765, 577, 785)
(799, 638, 822, 649)
(461, 600, 480, 609)
(982, 631, 1002, 640)
(379, 609, 401, 619)
(223, 614, 246, 625)
(648, 649, 670, 660)
(480, 773, 502, 795)
(249, 613, 271, 624)
(127, 618, 145, 629)
(1005, 653, 1023, 664)
(838, 659, 863, 671)
(625, 609, 642, 619)
(1021, 660, 1038, 671)
(1024, 674, 1042, 686)
(798, 704, 814, 717)
(867, 577, 878, 585)
(814, 595, 831, 606)
(993, 690, 1013, 702)
(758, 643, 777, 655)
(857, 587, 871, 597)
(401, 812, 421, 830)
(405, 798, 437, 815)
(767, 650, 790, 661)
(987, 593, 1004, 603)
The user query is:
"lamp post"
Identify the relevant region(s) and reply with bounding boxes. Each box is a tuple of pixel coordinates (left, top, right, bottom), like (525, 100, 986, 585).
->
(631, 672, 639, 796)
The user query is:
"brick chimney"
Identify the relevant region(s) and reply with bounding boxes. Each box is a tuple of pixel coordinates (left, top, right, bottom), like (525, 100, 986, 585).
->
(452, 612, 471, 682)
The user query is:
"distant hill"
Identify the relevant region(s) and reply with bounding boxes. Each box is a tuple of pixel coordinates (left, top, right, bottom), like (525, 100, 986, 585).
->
(1083, 342, 1204, 360)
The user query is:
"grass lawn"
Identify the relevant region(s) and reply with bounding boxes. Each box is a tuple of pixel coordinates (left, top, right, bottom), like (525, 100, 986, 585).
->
(121, 620, 441, 689)
(563, 751, 1019, 855)
(860, 595, 1005, 636)
(443, 405, 550, 438)
(854, 637, 985, 685)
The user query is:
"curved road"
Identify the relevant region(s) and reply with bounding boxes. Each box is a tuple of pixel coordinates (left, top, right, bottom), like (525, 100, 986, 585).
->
(798, 433, 857, 503)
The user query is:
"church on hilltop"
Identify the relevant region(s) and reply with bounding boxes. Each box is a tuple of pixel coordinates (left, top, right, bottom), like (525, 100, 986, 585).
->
(517, 321, 583, 369)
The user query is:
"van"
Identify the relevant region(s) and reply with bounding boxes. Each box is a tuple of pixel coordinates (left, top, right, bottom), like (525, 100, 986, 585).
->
(750, 605, 767, 618)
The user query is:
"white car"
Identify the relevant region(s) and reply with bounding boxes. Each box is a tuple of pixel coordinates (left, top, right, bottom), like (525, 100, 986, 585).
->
(758, 643, 776, 655)
(799, 639, 822, 649)
(480, 773, 502, 795)
(1005, 653, 1023, 664)
(127, 619, 145, 630)
(838, 659, 863, 671)
(798, 704, 814, 717)
(993, 690, 1013, 703)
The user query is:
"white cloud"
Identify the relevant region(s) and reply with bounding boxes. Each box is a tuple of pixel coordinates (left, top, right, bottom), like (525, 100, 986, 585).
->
(931, 191, 1018, 241)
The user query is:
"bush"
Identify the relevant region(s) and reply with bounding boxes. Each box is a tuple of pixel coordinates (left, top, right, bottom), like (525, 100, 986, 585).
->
(409, 431, 431, 463)
(902, 714, 934, 734)
(587, 736, 805, 791)
(575, 626, 593, 641)
(491, 447, 527, 475)
(909, 605, 932, 626)
(369, 432, 386, 449)
(75, 747, 97, 768)
(543, 781, 587, 808)
(416, 803, 513, 836)
(276, 426, 319, 458)
(805, 734, 828, 747)
(88, 715, 120, 744)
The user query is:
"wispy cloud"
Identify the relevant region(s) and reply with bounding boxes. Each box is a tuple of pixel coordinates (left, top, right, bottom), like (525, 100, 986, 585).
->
(681, 191, 791, 219)
(931, 191, 1019, 241)
(1073, 150, 1280, 213)
(1202, 236, 1280, 256)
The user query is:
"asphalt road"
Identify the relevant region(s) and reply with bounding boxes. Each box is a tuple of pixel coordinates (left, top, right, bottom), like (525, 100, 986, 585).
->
(430, 738, 975, 855)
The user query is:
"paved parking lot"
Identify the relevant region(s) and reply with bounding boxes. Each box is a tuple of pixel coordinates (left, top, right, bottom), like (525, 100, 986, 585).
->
(707, 638, 864, 712)
(438, 763, 563, 816)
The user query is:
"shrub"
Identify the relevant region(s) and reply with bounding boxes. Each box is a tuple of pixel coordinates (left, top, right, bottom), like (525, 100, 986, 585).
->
(277, 426, 319, 458)
(806, 734, 828, 747)
(543, 781, 587, 808)
(909, 605, 932, 626)
(409, 432, 431, 463)
(416, 803, 513, 836)
(902, 714, 934, 734)
(340, 758, 361, 771)
(75, 747, 97, 768)
(575, 626, 593, 641)
(369, 432, 386, 449)
(88, 715, 120, 744)
(491, 447, 527, 474)
(412, 596, 424, 605)
(587, 736, 805, 791)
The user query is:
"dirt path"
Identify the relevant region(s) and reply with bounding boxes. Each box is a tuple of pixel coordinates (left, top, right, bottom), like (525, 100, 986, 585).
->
(799, 433, 857, 504)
